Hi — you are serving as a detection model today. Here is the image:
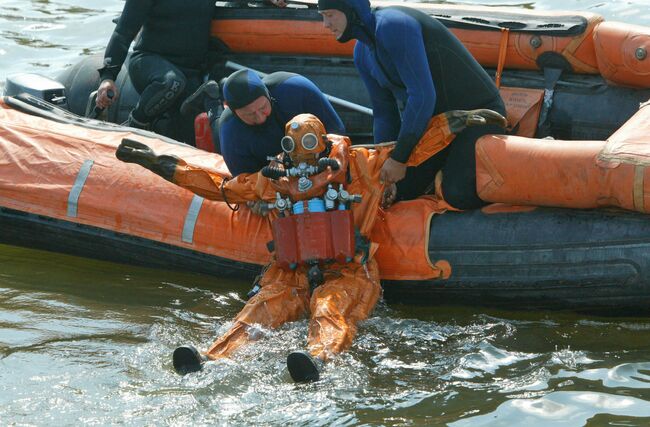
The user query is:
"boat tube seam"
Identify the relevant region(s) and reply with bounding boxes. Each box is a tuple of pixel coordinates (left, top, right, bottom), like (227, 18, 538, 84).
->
(67, 159, 93, 218)
(182, 195, 204, 244)
(634, 165, 646, 213)
(475, 140, 504, 191)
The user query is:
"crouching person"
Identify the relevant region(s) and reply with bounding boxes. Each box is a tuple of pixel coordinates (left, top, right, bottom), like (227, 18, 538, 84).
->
(115, 110, 505, 382)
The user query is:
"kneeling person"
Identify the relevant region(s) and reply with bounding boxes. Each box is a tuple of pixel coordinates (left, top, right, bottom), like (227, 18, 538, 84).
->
(183, 68, 346, 176)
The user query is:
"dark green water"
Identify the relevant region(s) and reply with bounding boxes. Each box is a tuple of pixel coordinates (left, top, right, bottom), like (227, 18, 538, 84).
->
(2, 1, 650, 425)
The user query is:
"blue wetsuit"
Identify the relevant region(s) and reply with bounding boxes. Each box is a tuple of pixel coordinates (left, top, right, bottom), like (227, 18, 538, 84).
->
(219, 72, 345, 177)
(336, 0, 505, 207)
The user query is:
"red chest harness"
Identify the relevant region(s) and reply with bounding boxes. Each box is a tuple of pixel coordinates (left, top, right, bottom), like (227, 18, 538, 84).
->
(272, 207, 356, 270)
(269, 180, 361, 271)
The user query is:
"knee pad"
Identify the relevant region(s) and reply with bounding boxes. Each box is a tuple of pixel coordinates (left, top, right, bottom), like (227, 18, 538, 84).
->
(139, 70, 187, 118)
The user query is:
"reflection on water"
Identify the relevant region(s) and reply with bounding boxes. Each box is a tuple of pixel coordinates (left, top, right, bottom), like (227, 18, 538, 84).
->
(2, 0, 650, 424)
(451, 391, 650, 426)
(557, 362, 650, 389)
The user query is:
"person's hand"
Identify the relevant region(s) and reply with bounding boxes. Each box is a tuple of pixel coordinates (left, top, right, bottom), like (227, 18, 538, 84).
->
(380, 158, 407, 185)
(381, 183, 397, 208)
(267, 0, 287, 7)
(247, 200, 271, 216)
(96, 79, 119, 109)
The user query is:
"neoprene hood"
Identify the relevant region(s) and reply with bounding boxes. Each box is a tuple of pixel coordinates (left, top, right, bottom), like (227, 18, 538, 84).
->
(222, 69, 270, 110)
(317, 0, 360, 43)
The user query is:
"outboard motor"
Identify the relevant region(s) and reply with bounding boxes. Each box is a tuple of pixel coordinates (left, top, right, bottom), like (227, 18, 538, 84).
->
(4, 73, 68, 109)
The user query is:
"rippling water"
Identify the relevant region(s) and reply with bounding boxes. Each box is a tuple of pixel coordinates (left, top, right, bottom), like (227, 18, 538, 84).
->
(2, 1, 650, 425)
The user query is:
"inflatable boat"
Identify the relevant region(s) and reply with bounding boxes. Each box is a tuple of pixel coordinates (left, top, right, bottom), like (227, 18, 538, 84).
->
(2, 1, 650, 314)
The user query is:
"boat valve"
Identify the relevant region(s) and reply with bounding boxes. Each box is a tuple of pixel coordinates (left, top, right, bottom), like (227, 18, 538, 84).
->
(530, 36, 542, 49)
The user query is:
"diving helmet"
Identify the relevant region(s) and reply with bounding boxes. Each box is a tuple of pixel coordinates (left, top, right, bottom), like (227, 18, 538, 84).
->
(281, 114, 328, 166)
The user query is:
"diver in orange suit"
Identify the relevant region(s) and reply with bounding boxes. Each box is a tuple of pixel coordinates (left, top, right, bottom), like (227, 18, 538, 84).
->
(116, 109, 506, 382)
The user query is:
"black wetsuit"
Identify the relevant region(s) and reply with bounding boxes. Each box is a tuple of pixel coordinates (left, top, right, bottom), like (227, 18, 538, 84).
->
(99, 0, 215, 144)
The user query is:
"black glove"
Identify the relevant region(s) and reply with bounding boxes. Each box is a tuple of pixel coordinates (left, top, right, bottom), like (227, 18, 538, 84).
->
(116, 138, 179, 182)
(446, 109, 508, 134)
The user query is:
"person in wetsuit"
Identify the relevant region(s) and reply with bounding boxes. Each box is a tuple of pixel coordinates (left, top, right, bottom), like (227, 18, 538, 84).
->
(318, 0, 506, 209)
(94, 0, 216, 144)
(218, 69, 346, 177)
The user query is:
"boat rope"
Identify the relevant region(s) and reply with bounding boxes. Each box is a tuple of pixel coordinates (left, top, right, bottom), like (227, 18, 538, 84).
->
(495, 27, 510, 89)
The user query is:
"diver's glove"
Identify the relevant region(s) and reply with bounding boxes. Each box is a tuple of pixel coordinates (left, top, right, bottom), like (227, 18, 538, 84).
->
(116, 138, 179, 182)
(445, 109, 508, 134)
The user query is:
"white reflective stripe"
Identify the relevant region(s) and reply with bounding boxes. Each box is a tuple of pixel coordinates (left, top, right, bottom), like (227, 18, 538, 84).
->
(67, 159, 94, 218)
(182, 195, 204, 243)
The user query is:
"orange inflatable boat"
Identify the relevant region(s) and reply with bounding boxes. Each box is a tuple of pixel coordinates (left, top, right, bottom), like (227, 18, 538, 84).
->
(2, 1, 650, 314)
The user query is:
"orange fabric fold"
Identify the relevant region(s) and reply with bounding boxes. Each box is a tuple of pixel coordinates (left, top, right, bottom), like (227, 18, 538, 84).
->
(372, 195, 454, 280)
(406, 113, 456, 167)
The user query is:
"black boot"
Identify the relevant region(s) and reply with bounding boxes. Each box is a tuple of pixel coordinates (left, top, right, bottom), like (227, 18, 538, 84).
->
(180, 80, 220, 117)
(116, 138, 179, 182)
(287, 351, 321, 382)
(172, 345, 206, 375)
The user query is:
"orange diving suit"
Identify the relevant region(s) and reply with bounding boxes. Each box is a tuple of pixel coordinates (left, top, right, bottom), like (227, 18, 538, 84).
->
(116, 109, 506, 382)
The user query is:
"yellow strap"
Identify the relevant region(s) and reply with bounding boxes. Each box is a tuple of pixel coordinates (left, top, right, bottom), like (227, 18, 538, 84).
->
(495, 28, 510, 89)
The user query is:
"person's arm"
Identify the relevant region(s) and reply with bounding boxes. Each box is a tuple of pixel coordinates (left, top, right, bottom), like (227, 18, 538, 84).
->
(219, 116, 265, 177)
(96, 0, 152, 108)
(100, 0, 151, 81)
(115, 139, 274, 203)
(354, 45, 401, 144)
(174, 163, 274, 203)
(377, 11, 436, 164)
(355, 43, 407, 183)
